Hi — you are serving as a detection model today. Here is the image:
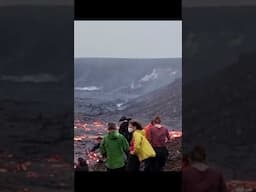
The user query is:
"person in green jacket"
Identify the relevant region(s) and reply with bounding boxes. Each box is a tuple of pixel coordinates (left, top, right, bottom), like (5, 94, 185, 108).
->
(100, 122, 129, 172)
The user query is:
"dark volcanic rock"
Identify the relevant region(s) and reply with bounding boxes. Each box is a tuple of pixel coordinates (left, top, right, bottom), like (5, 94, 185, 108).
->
(121, 79, 182, 129)
(0, 5, 74, 191)
(183, 52, 256, 179)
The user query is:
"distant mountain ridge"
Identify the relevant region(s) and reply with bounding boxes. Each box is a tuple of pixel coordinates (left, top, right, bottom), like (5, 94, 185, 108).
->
(183, 7, 256, 83)
(0, 6, 73, 103)
(75, 57, 181, 93)
(75, 58, 181, 104)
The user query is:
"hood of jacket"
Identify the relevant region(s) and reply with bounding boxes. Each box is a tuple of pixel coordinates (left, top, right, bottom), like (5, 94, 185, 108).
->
(108, 131, 120, 140)
(134, 129, 145, 136)
(191, 162, 209, 172)
(155, 124, 162, 128)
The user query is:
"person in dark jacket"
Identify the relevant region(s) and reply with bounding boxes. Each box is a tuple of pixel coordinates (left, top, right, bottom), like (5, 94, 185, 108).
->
(182, 145, 227, 192)
(182, 153, 191, 170)
(118, 116, 132, 144)
(75, 157, 89, 172)
(90, 136, 103, 152)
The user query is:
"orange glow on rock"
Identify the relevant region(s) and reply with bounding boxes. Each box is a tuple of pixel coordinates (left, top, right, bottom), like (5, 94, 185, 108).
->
(169, 131, 182, 139)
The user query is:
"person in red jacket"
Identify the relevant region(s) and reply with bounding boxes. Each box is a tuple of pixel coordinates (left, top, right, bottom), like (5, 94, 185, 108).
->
(144, 120, 155, 141)
(182, 145, 228, 192)
(148, 116, 170, 171)
(182, 153, 190, 170)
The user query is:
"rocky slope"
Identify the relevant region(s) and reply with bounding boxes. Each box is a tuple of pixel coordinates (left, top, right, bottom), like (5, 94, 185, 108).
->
(87, 136, 182, 172)
(0, 6, 74, 191)
(122, 78, 182, 129)
(183, 52, 256, 179)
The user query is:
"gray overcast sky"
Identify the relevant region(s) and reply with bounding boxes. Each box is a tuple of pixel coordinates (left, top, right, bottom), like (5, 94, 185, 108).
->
(75, 21, 182, 58)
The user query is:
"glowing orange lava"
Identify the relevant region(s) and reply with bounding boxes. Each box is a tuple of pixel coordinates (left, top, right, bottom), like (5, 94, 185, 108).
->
(227, 180, 256, 192)
(74, 135, 87, 141)
(93, 121, 104, 127)
(169, 131, 182, 139)
(86, 151, 101, 164)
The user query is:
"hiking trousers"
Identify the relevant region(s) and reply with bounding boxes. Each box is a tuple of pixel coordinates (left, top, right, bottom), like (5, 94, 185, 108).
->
(143, 157, 156, 171)
(107, 166, 125, 172)
(154, 147, 169, 171)
(126, 154, 140, 171)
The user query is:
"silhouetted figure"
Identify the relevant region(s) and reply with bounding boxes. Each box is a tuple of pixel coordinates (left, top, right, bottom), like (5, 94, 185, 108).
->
(76, 157, 89, 172)
(90, 136, 103, 152)
(119, 116, 132, 143)
(182, 145, 228, 192)
(182, 153, 191, 170)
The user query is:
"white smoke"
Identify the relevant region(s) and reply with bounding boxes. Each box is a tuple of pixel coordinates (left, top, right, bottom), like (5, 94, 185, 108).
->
(131, 81, 135, 89)
(140, 69, 158, 82)
(130, 81, 142, 89)
(170, 71, 177, 76)
(75, 86, 101, 91)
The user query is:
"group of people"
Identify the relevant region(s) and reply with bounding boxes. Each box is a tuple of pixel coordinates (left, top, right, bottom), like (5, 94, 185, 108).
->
(75, 116, 229, 191)
(76, 116, 171, 172)
(101, 116, 171, 172)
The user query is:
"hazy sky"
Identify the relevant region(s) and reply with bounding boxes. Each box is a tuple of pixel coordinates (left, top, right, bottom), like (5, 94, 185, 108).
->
(75, 21, 182, 58)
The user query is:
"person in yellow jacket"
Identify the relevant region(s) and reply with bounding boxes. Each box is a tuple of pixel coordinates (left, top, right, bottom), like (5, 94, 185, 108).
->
(127, 121, 156, 171)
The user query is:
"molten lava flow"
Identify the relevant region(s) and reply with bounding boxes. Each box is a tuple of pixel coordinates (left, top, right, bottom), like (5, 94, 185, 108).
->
(227, 180, 256, 192)
(74, 119, 107, 169)
(169, 131, 182, 139)
(74, 120, 88, 129)
(93, 121, 104, 127)
(85, 150, 102, 166)
(74, 135, 87, 141)
(74, 119, 106, 130)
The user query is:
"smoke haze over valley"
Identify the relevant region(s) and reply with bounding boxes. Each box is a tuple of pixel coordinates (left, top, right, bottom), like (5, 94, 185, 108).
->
(75, 58, 182, 129)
